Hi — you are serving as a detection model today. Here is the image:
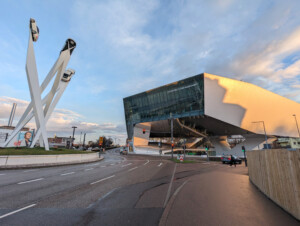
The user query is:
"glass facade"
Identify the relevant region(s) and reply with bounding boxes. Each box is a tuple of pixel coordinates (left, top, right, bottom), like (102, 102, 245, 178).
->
(123, 74, 205, 139)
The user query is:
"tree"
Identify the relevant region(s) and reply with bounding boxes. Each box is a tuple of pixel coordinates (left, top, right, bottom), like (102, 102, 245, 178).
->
(95, 136, 113, 148)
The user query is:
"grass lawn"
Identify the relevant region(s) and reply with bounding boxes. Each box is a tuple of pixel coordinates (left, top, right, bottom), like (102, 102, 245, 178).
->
(0, 147, 90, 155)
(170, 159, 198, 163)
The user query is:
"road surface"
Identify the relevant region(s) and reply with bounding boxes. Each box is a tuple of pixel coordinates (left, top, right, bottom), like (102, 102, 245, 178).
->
(0, 148, 298, 225)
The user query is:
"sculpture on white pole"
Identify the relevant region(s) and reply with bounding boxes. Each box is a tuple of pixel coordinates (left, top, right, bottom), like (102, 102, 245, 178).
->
(2, 18, 76, 150)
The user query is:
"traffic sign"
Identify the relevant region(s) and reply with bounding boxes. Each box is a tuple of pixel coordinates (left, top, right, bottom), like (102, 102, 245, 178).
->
(180, 154, 184, 162)
(99, 136, 103, 146)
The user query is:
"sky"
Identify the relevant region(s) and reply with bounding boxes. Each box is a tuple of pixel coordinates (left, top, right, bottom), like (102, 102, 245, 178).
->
(1, 0, 300, 144)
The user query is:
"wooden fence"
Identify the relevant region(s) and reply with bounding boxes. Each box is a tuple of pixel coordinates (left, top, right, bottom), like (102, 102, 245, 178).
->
(247, 149, 300, 220)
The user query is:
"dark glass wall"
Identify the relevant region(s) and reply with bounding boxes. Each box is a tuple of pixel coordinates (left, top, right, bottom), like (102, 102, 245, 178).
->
(123, 74, 205, 139)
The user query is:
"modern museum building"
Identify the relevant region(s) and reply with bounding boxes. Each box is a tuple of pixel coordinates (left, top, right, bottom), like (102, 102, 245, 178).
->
(123, 73, 300, 156)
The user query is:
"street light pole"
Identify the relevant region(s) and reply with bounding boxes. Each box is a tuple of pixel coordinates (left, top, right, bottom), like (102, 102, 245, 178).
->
(252, 121, 268, 149)
(183, 138, 186, 159)
(80, 132, 82, 145)
(292, 114, 300, 137)
(71, 126, 77, 148)
(170, 113, 174, 159)
(83, 133, 86, 147)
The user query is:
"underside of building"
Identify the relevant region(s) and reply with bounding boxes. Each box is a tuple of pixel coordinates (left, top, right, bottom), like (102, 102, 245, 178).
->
(123, 73, 300, 156)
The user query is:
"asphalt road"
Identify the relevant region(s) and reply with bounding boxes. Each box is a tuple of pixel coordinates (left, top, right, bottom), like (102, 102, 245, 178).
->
(0, 149, 298, 226)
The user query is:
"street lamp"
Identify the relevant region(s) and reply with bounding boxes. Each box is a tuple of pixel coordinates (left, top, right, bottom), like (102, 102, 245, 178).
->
(292, 114, 300, 137)
(80, 132, 82, 145)
(71, 126, 77, 147)
(170, 112, 174, 159)
(252, 121, 268, 149)
(83, 133, 86, 147)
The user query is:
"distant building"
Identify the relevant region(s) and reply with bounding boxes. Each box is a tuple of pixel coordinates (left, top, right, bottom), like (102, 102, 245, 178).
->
(277, 137, 300, 149)
(48, 136, 73, 148)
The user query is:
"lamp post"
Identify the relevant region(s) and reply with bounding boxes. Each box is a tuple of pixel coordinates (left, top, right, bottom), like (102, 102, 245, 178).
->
(183, 138, 186, 159)
(292, 114, 300, 137)
(83, 133, 86, 148)
(71, 126, 77, 148)
(252, 121, 268, 149)
(80, 132, 82, 145)
(170, 113, 174, 159)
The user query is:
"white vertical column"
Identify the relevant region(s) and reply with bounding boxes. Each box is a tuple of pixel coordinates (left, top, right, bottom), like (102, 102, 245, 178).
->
(26, 32, 49, 150)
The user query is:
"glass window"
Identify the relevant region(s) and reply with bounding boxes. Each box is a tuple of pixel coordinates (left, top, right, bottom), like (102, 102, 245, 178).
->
(124, 74, 204, 139)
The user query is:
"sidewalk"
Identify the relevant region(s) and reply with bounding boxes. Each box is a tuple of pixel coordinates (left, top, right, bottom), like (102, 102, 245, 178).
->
(161, 164, 299, 226)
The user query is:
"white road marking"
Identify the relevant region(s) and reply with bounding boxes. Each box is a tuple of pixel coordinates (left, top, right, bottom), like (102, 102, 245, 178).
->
(159, 180, 189, 225)
(158, 162, 163, 167)
(128, 167, 138, 171)
(110, 163, 115, 166)
(18, 178, 44, 185)
(90, 175, 115, 185)
(0, 204, 36, 219)
(23, 169, 38, 172)
(85, 168, 94, 171)
(101, 165, 106, 168)
(0, 174, 6, 176)
(174, 180, 189, 196)
(121, 163, 132, 167)
(61, 172, 75, 176)
(143, 160, 149, 165)
(163, 164, 177, 207)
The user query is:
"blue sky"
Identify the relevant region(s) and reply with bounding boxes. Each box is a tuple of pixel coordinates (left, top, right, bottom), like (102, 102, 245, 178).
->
(1, 0, 300, 144)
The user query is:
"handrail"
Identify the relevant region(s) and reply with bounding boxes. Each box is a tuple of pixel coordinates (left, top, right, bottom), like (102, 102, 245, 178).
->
(175, 118, 207, 137)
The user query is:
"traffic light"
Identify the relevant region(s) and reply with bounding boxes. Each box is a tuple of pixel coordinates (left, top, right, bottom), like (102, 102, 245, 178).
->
(205, 145, 209, 151)
(242, 146, 246, 152)
(143, 129, 146, 134)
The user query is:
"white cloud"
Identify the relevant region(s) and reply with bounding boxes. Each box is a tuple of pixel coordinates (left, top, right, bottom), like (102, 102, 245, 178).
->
(70, 0, 300, 101)
(228, 26, 300, 82)
(0, 96, 126, 137)
(67, 3, 274, 84)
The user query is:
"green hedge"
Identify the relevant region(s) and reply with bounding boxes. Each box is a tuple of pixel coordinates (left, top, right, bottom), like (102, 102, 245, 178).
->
(0, 147, 89, 155)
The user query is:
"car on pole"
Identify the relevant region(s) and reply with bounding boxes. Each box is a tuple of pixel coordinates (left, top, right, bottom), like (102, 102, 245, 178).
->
(30, 18, 39, 42)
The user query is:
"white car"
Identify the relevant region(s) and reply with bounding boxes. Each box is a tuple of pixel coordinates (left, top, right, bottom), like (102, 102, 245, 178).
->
(30, 18, 39, 42)
(61, 69, 75, 82)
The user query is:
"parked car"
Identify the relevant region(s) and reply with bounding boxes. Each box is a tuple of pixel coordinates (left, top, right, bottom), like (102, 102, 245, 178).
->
(92, 147, 106, 153)
(92, 147, 100, 152)
(221, 155, 242, 164)
(120, 147, 128, 155)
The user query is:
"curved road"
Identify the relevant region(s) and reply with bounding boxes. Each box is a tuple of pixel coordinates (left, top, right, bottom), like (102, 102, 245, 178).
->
(0, 148, 298, 225)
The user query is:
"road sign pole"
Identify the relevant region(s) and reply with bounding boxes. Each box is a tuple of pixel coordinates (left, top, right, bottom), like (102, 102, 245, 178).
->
(242, 146, 247, 167)
(183, 139, 186, 160)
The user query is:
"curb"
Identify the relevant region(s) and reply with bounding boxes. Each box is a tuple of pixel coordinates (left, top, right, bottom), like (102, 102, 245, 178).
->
(0, 156, 104, 170)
